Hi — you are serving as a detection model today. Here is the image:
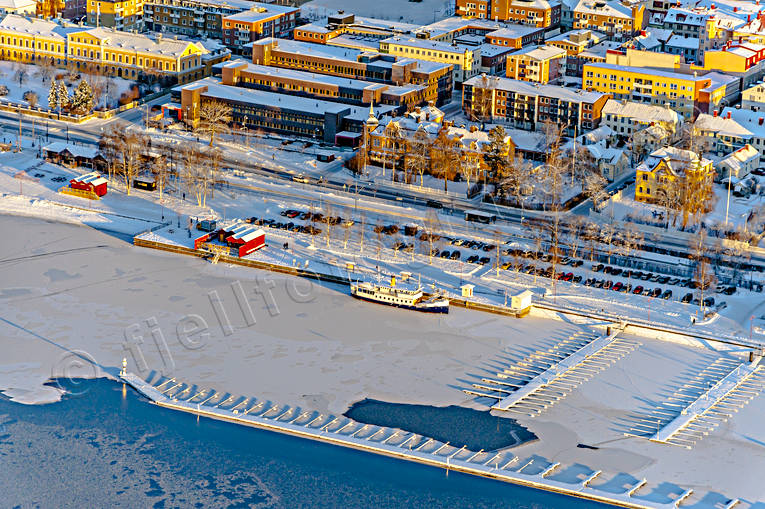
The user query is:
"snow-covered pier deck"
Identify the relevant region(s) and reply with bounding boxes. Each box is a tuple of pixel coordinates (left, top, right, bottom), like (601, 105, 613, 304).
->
(649, 357, 765, 448)
(468, 328, 640, 415)
(121, 372, 692, 509)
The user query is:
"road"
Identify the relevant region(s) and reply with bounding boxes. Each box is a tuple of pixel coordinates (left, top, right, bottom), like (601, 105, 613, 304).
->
(0, 105, 762, 273)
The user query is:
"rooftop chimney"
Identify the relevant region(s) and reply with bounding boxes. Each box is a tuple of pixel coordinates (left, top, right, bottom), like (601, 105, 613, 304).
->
(714, 109, 718, 117)
(728, 111, 732, 119)
(760, 117, 764, 125)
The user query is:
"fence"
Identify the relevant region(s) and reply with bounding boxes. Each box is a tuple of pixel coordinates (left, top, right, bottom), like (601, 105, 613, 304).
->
(58, 185, 100, 200)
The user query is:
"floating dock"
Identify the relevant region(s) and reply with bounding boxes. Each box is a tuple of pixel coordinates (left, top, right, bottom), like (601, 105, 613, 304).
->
(466, 328, 640, 416)
(120, 372, 699, 509)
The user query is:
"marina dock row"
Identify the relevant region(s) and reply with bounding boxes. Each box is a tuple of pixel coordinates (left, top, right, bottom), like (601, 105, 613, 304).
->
(120, 372, 708, 509)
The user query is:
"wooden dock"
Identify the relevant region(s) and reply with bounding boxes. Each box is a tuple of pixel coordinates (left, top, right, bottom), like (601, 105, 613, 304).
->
(120, 372, 697, 509)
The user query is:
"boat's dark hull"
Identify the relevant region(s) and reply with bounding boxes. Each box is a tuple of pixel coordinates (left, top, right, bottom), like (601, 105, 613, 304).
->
(351, 293, 449, 313)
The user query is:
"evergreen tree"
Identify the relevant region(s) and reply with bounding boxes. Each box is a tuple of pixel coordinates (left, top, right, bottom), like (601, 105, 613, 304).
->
(57, 81, 70, 111)
(47, 81, 59, 111)
(72, 80, 94, 114)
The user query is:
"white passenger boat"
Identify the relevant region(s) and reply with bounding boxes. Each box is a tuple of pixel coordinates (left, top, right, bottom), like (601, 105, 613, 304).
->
(350, 275, 449, 313)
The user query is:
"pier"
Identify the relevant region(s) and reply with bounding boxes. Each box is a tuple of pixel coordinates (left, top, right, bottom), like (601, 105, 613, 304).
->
(626, 356, 765, 449)
(120, 372, 695, 509)
(466, 328, 640, 416)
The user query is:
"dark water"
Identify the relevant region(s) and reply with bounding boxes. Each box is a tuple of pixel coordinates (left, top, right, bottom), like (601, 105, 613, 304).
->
(345, 399, 537, 451)
(0, 379, 603, 508)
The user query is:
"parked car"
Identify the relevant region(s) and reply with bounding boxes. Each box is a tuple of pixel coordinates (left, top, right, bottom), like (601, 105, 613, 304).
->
(573, 275, 582, 283)
(593, 263, 604, 272)
(681, 292, 693, 303)
(440, 250, 451, 259)
(572, 260, 583, 267)
(611, 268, 622, 277)
(703, 297, 715, 307)
(594, 280, 604, 288)
(631, 271, 643, 279)
(651, 288, 662, 297)
(613, 282, 623, 291)
(661, 290, 672, 300)
(467, 255, 480, 263)
(603, 280, 613, 290)
(450, 251, 461, 260)
(657, 276, 670, 284)
(633, 285, 644, 295)
(621, 284, 632, 293)
(479, 256, 491, 264)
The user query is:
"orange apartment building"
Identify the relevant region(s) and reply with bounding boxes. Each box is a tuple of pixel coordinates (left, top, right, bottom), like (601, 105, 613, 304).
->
(456, 0, 561, 28)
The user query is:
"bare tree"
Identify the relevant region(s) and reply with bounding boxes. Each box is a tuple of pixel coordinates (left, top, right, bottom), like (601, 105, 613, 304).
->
(24, 91, 38, 109)
(197, 100, 231, 147)
(467, 73, 496, 122)
(615, 223, 643, 265)
(431, 128, 459, 192)
(115, 130, 146, 196)
(600, 223, 616, 265)
(583, 220, 600, 262)
(35, 58, 55, 85)
(407, 129, 429, 186)
(12, 62, 28, 89)
(564, 215, 585, 261)
(690, 228, 717, 315)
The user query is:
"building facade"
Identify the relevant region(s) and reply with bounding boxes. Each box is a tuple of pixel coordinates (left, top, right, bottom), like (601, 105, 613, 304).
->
(379, 36, 480, 84)
(462, 74, 609, 135)
(505, 44, 566, 83)
(143, 0, 252, 40)
(0, 15, 208, 83)
(251, 38, 454, 106)
(86, 0, 144, 31)
(221, 4, 298, 54)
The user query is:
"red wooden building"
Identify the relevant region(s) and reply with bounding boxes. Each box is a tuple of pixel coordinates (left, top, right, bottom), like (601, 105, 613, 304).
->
(194, 221, 266, 257)
(70, 172, 108, 197)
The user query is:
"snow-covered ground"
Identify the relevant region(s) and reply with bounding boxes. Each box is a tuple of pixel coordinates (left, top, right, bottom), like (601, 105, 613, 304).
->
(2, 129, 765, 505)
(2, 215, 765, 506)
(603, 180, 765, 236)
(0, 61, 135, 110)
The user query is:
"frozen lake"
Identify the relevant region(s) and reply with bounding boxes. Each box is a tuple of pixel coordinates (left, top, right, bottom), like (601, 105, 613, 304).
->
(0, 378, 601, 508)
(2, 214, 765, 506)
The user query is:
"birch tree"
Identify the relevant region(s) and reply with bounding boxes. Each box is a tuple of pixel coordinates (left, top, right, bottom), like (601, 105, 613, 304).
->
(197, 100, 231, 147)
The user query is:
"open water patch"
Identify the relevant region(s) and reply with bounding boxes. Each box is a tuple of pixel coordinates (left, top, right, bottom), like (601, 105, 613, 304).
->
(344, 399, 537, 451)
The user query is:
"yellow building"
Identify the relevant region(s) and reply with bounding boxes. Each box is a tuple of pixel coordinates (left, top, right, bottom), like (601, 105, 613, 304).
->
(506, 44, 566, 83)
(87, 0, 144, 31)
(570, 0, 644, 38)
(379, 36, 480, 84)
(582, 62, 712, 119)
(0, 14, 208, 83)
(634, 147, 714, 225)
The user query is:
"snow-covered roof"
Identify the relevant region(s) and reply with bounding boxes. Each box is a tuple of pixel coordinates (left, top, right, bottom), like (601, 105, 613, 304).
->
(45, 142, 101, 160)
(666, 34, 699, 50)
(484, 25, 544, 40)
(223, 3, 297, 23)
(694, 113, 753, 138)
(71, 171, 108, 186)
(511, 44, 566, 60)
(602, 99, 682, 125)
(83, 27, 206, 58)
(0, 14, 79, 40)
(719, 144, 759, 173)
(586, 62, 709, 82)
(381, 36, 476, 55)
(638, 146, 712, 176)
(225, 61, 424, 95)
(465, 75, 607, 103)
(546, 29, 606, 47)
(721, 107, 765, 138)
(0, 0, 35, 9)
(573, 0, 632, 19)
(228, 223, 265, 243)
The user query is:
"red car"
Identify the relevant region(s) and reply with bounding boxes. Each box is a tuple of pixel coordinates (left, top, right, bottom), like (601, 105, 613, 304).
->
(633, 285, 644, 295)
(613, 282, 623, 291)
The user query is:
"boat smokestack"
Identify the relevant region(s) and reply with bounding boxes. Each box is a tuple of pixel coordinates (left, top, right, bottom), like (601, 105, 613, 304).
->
(391, 275, 396, 287)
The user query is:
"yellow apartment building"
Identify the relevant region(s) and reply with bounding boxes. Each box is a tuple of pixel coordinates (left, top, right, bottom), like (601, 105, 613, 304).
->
(506, 44, 566, 83)
(86, 0, 144, 31)
(0, 14, 207, 83)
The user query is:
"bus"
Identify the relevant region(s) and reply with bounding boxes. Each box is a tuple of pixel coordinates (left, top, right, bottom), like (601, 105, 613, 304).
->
(465, 209, 497, 224)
